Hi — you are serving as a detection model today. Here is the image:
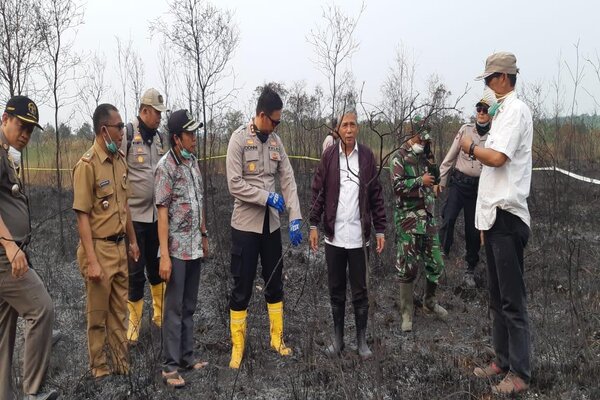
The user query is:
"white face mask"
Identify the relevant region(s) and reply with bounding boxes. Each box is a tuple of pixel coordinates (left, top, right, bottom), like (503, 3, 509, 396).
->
(411, 143, 424, 154)
(482, 86, 500, 116)
(8, 146, 21, 165)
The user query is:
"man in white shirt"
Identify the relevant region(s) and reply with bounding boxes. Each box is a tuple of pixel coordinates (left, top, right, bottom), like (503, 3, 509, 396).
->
(309, 111, 386, 359)
(460, 52, 533, 395)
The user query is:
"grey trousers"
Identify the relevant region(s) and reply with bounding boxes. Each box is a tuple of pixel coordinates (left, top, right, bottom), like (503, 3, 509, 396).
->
(0, 252, 54, 398)
(162, 257, 202, 373)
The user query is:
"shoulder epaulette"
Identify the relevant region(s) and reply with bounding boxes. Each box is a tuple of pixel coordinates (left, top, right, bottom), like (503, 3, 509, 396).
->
(81, 151, 93, 163)
(232, 124, 245, 137)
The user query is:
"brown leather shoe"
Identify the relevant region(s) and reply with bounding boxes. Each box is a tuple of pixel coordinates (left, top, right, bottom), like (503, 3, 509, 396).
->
(473, 361, 506, 378)
(492, 372, 529, 395)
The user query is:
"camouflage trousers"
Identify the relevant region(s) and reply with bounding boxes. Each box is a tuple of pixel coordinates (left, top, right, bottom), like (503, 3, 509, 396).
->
(395, 231, 444, 284)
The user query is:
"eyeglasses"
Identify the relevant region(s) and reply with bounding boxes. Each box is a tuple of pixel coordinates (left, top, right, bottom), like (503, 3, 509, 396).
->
(266, 114, 281, 127)
(476, 106, 489, 114)
(105, 122, 126, 131)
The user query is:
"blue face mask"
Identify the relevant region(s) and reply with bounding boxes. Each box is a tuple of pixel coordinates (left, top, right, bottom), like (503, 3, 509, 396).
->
(103, 132, 118, 154)
(181, 148, 192, 160)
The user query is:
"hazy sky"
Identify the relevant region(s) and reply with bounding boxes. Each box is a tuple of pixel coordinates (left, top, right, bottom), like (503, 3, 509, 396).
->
(45, 0, 600, 126)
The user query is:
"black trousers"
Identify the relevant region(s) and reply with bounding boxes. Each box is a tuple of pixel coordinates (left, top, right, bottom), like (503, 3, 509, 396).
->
(325, 244, 369, 309)
(128, 221, 162, 302)
(439, 172, 480, 269)
(229, 212, 283, 311)
(162, 257, 202, 372)
(484, 208, 531, 383)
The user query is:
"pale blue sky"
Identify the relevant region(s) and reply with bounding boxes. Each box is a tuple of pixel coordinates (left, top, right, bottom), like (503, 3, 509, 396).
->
(54, 0, 600, 125)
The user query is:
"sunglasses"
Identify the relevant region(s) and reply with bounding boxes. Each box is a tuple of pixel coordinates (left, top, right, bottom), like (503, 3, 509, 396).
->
(476, 106, 489, 114)
(105, 122, 126, 130)
(266, 114, 281, 127)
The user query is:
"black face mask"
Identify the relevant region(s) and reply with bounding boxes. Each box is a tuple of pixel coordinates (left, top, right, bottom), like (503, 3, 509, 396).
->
(253, 124, 269, 143)
(476, 122, 491, 136)
(138, 117, 157, 144)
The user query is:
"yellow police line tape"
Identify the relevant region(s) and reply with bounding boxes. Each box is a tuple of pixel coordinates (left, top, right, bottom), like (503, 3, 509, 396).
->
(21, 154, 322, 172)
(20, 162, 600, 185)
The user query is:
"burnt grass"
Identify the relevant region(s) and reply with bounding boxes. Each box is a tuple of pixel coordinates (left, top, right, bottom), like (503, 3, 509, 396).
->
(10, 163, 600, 399)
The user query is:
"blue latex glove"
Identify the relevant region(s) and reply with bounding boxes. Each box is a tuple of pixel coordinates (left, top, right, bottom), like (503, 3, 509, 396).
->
(289, 219, 302, 246)
(266, 192, 285, 213)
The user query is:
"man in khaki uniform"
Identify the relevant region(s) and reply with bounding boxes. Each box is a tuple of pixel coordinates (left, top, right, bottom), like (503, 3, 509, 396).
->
(0, 96, 58, 400)
(437, 100, 491, 287)
(226, 86, 302, 369)
(73, 103, 140, 379)
(120, 88, 167, 344)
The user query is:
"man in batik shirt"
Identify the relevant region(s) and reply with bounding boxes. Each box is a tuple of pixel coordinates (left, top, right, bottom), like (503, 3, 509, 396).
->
(154, 109, 208, 388)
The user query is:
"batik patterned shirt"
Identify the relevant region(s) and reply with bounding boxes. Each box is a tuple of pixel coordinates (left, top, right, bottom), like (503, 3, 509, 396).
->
(154, 149, 204, 260)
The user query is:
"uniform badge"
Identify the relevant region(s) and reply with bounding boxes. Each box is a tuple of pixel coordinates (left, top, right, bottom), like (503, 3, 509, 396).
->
(134, 134, 142, 141)
(248, 163, 256, 172)
(270, 151, 281, 161)
(270, 140, 277, 146)
(137, 155, 144, 163)
(246, 139, 254, 145)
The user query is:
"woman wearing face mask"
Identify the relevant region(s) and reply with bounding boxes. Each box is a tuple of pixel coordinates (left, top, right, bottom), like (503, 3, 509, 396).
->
(437, 100, 491, 287)
(390, 117, 448, 333)
(154, 109, 209, 388)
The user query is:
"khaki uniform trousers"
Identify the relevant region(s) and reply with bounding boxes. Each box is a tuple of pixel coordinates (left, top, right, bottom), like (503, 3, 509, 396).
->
(77, 239, 128, 377)
(0, 252, 54, 398)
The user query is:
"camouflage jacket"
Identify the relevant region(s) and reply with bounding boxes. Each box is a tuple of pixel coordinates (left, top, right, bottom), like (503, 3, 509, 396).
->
(390, 144, 440, 235)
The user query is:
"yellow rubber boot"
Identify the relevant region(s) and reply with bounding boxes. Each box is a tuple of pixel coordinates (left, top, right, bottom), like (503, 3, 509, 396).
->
(267, 301, 292, 356)
(150, 282, 166, 327)
(229, 309, 247, 369)
(127, 299, 144, 343)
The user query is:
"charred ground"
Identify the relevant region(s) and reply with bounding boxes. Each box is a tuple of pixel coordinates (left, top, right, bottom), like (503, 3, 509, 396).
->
(9, 164, 600, 399)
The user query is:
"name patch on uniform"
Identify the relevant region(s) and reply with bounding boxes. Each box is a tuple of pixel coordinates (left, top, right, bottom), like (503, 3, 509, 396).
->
(244, 145, 258, 151)
(99, 179, 110, 188)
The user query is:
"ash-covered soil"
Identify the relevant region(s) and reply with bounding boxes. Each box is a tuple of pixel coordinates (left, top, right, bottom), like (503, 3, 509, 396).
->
(8, 166, 600, 399)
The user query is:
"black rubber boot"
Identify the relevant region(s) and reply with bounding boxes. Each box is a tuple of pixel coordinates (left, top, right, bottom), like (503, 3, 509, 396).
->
(354, 305, 372, 359)
(423, 280, 448, 320)
(325, 302, 345, 357)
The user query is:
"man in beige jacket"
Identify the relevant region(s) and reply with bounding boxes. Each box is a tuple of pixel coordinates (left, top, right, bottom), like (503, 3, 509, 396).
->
(120, 88, 167, 344)
(437, 100, 490, 287)
(225, 85, 302, 369)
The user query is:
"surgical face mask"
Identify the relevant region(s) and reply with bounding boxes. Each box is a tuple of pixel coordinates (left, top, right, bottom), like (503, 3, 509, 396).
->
(411, 143, 424, 154)
(8, 146, 21, 165)
(103, 131, 118, 154)
(176, 137, 193, 160)
(181, 148, 192, 160)
(482, 86, 501, 117)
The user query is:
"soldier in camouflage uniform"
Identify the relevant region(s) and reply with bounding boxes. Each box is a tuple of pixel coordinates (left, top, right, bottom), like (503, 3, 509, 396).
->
(390, 118, 448, 332)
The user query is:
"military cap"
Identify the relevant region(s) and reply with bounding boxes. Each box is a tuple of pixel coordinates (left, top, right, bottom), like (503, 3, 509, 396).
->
(4, 95, 42, 130)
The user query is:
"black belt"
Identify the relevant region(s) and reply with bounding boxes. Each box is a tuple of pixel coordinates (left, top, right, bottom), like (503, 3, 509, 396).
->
(94, 234, 126, 243)
(452, 170, 479, 185)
